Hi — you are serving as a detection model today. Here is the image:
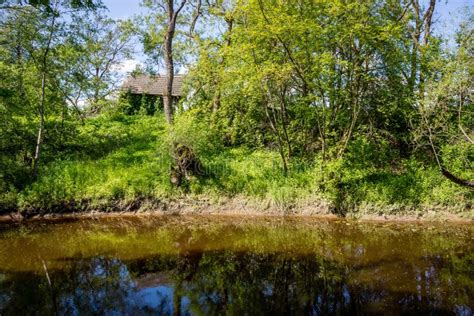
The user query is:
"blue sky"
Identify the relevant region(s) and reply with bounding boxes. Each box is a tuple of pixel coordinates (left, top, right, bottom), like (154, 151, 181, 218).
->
(434, 0, 473, 39)
(102, 0, 145, 19)
(104, 0, 473, 73)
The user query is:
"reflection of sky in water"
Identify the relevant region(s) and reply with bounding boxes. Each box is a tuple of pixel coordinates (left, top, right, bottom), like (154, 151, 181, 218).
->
(134, 285, 190, 315)
(136, 286, 174, 313)
(455, 305, 473, 316)
(56, 258, 193, 315)
(2, 251, 473, 315)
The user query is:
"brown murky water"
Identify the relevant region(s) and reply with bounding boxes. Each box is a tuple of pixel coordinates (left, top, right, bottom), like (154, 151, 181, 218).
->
(0, 216, 472, 315)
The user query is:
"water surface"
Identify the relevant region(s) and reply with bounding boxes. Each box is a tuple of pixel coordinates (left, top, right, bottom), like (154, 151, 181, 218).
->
(0, 216, 472, 315)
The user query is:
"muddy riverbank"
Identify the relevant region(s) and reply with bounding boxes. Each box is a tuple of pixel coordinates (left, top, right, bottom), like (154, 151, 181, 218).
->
(1, 196, 472, 224)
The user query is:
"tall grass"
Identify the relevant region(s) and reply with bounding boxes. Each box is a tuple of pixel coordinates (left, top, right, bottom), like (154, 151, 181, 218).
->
(8, 112, 472, 216)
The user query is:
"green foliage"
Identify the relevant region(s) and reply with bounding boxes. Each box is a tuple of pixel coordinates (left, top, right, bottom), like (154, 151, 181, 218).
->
(0, 0, 472, 217)
(119, 92, 163, 115)
(319, 143, 472, 214)
(188, 0, 425, 159)
(2, 114, 468, 215)
(165, 110, 223, 158)
(17, 115, 173, 212)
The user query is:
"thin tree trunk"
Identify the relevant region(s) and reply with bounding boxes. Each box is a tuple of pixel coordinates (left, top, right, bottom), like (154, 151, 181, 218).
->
(32, 3, 57, 179)
(279, 88, 292, 157)
(409, 32, 420, 93)
(163, 0, 187, 124)
(212, 89, 221, 112)
(32, 72, 46, 179)
(338, 68, 363, 158)
(173, 283, 182, 316)
(418, 0, 436, 97)
(264, 90, 288, 176)
(212, 17, 232, 114)
(458, 90, 474, 144)
(42, 259, 58, 316)
(409, 1, 421, 94)
(163, 25, 175, 124)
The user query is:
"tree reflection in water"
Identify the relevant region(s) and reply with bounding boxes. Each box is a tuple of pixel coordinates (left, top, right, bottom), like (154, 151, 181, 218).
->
(0, 250, 472, 315)
(0, 217, 472, 315)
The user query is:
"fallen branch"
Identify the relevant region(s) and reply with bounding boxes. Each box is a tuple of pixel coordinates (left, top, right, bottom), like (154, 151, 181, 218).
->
(441, 168, 474, 188)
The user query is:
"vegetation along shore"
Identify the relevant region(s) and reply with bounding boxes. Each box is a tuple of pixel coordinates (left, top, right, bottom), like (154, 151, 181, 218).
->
(0, 0, 472, 221)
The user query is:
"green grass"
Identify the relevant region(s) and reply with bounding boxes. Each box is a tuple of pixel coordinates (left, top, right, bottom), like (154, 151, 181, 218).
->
(4, 112, 472, 216)
(17, 114, 173, 211)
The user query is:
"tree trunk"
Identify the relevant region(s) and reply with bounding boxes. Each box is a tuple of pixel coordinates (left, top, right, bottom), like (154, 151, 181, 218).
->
(212, 89, 220, 112)
(263, 85, 288, 176)
(173, 284, 182, 316)
(163, 0, 187, 124)
(418, 0, 436, 97)
(211, 17, 232, 114)
(163, 27, 174, 124)
(409, 1, 421, 94)
(32, 3, 57, 179)
(32, 72, 46, 180)
(441, 168, 474, 188)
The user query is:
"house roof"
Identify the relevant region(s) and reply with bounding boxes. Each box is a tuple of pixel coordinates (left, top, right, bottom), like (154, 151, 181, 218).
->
(122, 74, 185, 97)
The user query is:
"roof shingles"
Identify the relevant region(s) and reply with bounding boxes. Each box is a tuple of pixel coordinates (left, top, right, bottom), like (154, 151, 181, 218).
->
(122, 74, 185, 97)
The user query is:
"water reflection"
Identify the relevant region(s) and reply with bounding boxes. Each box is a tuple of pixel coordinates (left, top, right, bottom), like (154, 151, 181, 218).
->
(0, 217, 472, 315)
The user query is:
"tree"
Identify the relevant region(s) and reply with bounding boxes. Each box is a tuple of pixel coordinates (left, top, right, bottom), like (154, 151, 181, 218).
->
(406, 0, 437, 97)
(0, 0, 100, 10)
(140, 0, 202, 123)
(0, 0, 103, 180)
(188, 0, 424, 174)
(62, 11, 134, 113)
(31, 0, 60, 179)
(415, 13, 474, 188)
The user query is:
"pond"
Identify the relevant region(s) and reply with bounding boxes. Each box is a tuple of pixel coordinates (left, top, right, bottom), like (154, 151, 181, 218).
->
(0, 216, 472, 315)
